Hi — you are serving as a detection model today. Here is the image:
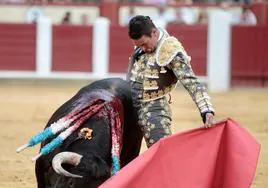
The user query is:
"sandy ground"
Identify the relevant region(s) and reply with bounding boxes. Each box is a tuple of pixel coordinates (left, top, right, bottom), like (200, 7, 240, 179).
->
(0, 80, 267, 188)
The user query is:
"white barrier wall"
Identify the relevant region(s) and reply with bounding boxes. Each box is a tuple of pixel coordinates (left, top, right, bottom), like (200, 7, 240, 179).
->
(0, 4, 99, 25)
(207, 10, 232, 92)
(43, 5, 99, 25)
(36, 16, 52, 76)
(92, 18, 110, 78)
(0, 14, 232, 91)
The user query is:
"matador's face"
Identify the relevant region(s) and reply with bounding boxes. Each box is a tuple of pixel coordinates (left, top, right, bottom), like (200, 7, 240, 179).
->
(132, 28, 159, 54)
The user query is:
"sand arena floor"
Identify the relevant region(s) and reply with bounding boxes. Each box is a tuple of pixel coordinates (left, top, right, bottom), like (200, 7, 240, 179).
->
(0, 80, 267, 188)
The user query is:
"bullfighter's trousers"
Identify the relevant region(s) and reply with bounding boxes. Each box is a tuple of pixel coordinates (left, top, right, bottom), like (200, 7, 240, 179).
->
(137, 97, 172, 148)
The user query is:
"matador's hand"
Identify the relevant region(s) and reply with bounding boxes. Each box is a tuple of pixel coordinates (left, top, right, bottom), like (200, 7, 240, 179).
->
(201, 112, 215, 128)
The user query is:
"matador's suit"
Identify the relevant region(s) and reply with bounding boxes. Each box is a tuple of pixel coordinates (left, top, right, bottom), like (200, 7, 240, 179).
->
(126, 28, 215, 148)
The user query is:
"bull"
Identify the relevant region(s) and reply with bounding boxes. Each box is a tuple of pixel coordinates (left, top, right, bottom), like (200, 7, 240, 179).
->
(17, 78, 143, 188)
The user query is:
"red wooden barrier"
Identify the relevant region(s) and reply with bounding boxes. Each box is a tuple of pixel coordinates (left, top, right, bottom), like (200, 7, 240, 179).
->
(251, 3, 268, 26)
(52, 25, 93, 72)
(167, 24, 207, 76)
(109, 25, 133, 73)
(231, 26, 268, 87)
(100, 2, 119, 25)
(1, 23, 267, 88)
(0, 24, 36, 71)
(262, 26, 268, 87)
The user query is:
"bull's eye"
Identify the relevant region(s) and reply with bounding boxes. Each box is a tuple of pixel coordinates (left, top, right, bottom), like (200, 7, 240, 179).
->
(78, 128, 93, 140)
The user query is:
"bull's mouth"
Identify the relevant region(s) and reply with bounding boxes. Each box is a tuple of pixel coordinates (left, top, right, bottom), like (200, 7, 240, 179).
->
(52, 152, 83, 178)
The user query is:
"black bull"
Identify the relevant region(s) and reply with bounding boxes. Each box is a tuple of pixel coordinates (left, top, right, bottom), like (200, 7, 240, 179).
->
(35, 78, 143, 188)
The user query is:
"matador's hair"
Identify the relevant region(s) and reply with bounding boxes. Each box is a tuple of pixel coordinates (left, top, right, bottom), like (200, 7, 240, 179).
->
(128, 15, 156, 40)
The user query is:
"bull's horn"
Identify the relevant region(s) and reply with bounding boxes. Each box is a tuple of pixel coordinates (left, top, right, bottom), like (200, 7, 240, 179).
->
(16, 144, 29, 153)
(52, 152, 83, 178)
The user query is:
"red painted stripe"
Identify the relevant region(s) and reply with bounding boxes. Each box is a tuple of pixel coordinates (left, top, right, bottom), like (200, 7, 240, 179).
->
(167, 24, 208, 76)
(52, 25, 93, 72)
(109, 25, 133, 73)
(231, 26, 268, 87)
(0, 23, 36, 71)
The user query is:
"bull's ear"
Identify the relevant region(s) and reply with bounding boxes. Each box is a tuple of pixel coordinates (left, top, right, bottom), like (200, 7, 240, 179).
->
(76, 154, 110, 178)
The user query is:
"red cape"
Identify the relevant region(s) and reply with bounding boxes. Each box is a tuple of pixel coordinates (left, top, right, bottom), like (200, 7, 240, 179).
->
(100, 118, 260, 188)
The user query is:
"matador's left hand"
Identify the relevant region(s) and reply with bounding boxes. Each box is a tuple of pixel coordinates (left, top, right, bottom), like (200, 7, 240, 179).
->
(203, 112, 215, 128)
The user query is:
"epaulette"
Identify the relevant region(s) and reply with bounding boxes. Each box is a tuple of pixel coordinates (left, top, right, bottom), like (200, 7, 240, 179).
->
(156, 36, 188, 66)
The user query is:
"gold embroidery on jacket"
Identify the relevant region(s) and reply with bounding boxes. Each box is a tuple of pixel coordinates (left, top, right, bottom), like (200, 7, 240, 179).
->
(130, 55, 146, 82)
(144, 69, 159, 78)
(144, 79, 158, 90)
(156, 37, 189, 66)
(160, 67, 167, 73)
(143, 83, 176, 101)
(147, 55, 155, 66)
